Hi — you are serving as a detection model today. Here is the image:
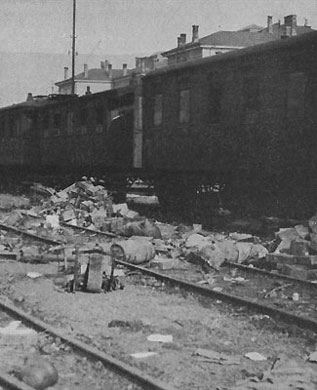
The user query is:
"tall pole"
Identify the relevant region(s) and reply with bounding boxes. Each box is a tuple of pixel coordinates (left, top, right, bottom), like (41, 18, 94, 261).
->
(71, 0, 76, 95)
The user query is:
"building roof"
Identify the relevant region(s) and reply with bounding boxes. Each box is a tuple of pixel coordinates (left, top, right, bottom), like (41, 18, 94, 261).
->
(260, 22, 313, 37)
(199, 30, 276, 47)
(55, 67, 133, 86)
(239, 24, 264, 32)
(162, 30, 276, 57)
(148, 30, 317, 78)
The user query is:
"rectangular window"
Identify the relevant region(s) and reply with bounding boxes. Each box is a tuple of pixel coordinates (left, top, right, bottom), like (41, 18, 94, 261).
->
(67, 112, 74, 134)
(243, 76, 259, 110)
(42, 113, 50, 129)
(179, 90, 190, 123)
(80, 108, 87, 125)
(153, 94, 162, 126)
(209, 84, 222, 123)
(287, 72, 306, 112)
(0, 120, 5, 138)
(8, 118, 17, 138)
(53, 113, 61, 128)
(96, 106, 104, 125)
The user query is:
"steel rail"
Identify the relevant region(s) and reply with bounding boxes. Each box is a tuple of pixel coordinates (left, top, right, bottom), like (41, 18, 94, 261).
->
(0, 371, 35, 390)
(2, 223, 316, 331)
(115, 260, 317, 333)
(61, 222, 118, 238)
(0, 223, 62, 246)
(226, 261, 317, 288)
(0, 298, 175, 390)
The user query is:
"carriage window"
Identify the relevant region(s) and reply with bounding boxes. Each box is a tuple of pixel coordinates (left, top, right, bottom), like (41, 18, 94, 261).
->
(153, 94, 162, 126)
(179, 89, 190, 123)
(67, 112, 74, 134)
(243, 76, 259, 110)
(80, 108, 87, 125)
(96, 106, 104, 125)
(0, 120, 5, 138)
(53, 113, 61, 128)
(209, 85, 222, 123)
(42, 113, 50, 129)
(287, 72, 306, 112)
(9, 118, 17, 138)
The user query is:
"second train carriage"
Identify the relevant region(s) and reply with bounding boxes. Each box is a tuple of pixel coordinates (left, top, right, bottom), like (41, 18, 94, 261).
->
(0, 86, 136, 182)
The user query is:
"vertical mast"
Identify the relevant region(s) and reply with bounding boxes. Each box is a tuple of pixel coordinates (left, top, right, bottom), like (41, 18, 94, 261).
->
(71, 0, 76, 94)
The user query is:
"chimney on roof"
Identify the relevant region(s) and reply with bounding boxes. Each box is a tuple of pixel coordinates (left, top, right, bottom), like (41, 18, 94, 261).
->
(122, 63, 128, 76)
(177, 36, 182, 48)
(192, 25, 199, 42)
(64, 67, 69, 80)
(180, 33, 186, 46)
(26, 93, 33, 102)
(100, 61, 105, 69)
(282, 25, 292, 39)
(267, 16, 273, 34)
(284, 14, 297, 36)
(107, 63, 112, 78)
(84, 64, 88, 79)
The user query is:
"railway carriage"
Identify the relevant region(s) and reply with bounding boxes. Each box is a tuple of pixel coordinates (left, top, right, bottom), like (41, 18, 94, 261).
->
(0, 87, 135, 185)
(142, 30, 317, 218)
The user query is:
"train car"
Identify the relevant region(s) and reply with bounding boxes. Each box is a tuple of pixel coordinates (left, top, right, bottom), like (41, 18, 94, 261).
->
(37, 86, 135, 176)
(142, 30, 317, 218)
(0, 85, 135, 187)
(0, 99, 43, 174)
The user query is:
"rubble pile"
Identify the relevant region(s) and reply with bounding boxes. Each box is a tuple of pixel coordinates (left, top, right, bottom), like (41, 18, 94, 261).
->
(265, 215, 317, 280)
(1, 178, 317, 294)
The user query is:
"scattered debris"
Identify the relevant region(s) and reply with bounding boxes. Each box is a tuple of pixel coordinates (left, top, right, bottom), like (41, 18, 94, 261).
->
(130, 352, 157, 359)
(26, 272, 43, 279)
(147, 334, 173, 343)
(193, 348, 240, 365)
(307, 351, 317, 363)
(244, 352, 267, 361)
(11, 354, 58, 390)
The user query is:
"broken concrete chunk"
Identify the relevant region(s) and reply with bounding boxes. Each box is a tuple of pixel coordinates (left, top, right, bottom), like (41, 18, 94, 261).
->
(197, 244, 226, 270)
(62, 208, 76, 222)
(245, 352, 267, 361)
(131, 352, 157, 358)
(309, 214, 317, 234)
(4, 210, 23, 226)
(216, 240, 239, 262)
(294, 224, 309, 240)
(150, 256, 187, 270)
(147, 334, 173, 343)
(185, 234, 210, 249)
(290, 239, 310, 256)
(112, 203, 129, 216)
(122, 219, 162, 239)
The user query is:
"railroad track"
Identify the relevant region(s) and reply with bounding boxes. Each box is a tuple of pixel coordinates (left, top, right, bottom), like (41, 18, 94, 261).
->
(0, 299, 175, 390)
(1, 222, 317, 333)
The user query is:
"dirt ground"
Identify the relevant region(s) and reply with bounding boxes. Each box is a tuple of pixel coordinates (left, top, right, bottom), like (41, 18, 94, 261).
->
(0, 260, 317, 390)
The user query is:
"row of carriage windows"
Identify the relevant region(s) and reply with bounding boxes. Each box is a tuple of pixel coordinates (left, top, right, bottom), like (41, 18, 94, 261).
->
(0, 105, 108, 139)
(152, 72, 307, 127)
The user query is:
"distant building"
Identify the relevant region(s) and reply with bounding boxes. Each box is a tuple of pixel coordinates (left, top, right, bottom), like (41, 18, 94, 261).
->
(162, 15, 314, 65)
(259, 14, 313, 39)
(55, 61, 132, 95)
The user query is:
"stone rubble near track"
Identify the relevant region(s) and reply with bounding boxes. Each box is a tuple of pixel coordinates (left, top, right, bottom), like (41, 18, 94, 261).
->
(1, 179, 317, 291)
(0, 181, 317, 389)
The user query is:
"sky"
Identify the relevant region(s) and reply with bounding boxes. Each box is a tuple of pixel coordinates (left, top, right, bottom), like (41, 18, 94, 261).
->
(1, 0, 317, 56)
